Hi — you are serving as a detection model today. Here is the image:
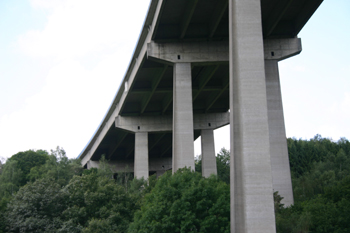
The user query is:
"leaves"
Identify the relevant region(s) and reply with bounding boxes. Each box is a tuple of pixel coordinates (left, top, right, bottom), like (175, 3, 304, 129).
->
(5, 178, 67, 232)
(129, 168, 230, 233)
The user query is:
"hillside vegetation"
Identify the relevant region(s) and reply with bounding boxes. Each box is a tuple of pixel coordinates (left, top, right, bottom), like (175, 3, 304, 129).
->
(0, 135, 349, 232)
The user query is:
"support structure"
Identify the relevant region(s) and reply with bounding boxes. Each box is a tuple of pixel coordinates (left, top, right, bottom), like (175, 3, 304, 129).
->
(229, 0, 276, 232)
(78, 1, 324, 231)
(134, 132, 149, 179)
(201, 129, 217, 177)
(115, 112, 229, 177)
(172, 63, 195, 172)
(264, 38, 301, 207)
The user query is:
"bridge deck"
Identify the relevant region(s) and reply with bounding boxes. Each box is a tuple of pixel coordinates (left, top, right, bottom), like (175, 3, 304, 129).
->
(79, 0, 323, 166)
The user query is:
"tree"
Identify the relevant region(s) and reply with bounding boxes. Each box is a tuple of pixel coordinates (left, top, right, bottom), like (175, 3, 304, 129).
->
(195, 148, 230, 184)
(277, 136, 350, 233)
(0, 157, 5, 175)
(129, 168, 230, 233)
(5, 178, 68, 232)
(61, 170, 144, 232)
(0, 160, 23, 198)
(216, 148, 230, 184)
(27, 146, 83, 185)
(7, 150, 48, 185)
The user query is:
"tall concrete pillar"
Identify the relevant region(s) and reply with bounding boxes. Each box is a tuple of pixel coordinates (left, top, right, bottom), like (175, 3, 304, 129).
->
(201, 129, 217, 177)
(172, 63, 195, 172)
(265, 59, 294, 206)
(134, 132, 149, 179)
(229, 0, 276, 232)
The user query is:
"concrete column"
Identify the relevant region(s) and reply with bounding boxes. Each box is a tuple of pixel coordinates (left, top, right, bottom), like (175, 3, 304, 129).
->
(172, 63, 195, 172)
(229, 0, 276, 232)
(134, 132, 149, 179)
(265, 59, 294, 206)
(201, 129, 217, 177)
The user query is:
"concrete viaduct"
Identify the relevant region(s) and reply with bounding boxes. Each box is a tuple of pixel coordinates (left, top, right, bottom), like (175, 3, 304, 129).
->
(79, 0, 323, 232)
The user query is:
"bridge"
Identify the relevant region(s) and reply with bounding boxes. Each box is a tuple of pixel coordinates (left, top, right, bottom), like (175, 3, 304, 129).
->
(78, 0, 323, 232)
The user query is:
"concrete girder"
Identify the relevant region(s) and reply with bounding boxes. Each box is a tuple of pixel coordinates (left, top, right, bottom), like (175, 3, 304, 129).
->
(148, 38, 301, 64)
(140, 65, 168, 113)
(209, 0, 228, 38)
(133, 86, 227, 95)
(205, 79, 229, 113)
(159, 143, 172, 158)
(115, 112, 229, 133)
(180, 0, 198, 39)
(263, 0, 294, 38)
(147, 41, 229, 65)
(161, 92, 172, 114)
(149, 133, 166, 151)
(192, 65, 220, 101)
(264, 38, 302, 61)
(294, 0, 324, 36)
(107, 131, 128, 159)
(119, 56, 146, 115)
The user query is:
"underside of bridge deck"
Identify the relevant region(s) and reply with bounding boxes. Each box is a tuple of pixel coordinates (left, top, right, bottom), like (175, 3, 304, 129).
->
(81, 0, 323, 168)
(80, 2, 323, 230)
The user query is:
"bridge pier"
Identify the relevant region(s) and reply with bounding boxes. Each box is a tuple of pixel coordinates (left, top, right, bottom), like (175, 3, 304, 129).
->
(201, 129, 217, 177)
(172, 63, 195, 172)
(264, 38, 301, 207)
(265, 60, 294, 206)
(134, 132, 149, 179)
(229, 0, 276, 232)
(79, 1, 324, 231)
(115, 112, 230, 176)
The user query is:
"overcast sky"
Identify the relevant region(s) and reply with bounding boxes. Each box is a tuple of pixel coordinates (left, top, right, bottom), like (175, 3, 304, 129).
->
(0, 0, 349, 160)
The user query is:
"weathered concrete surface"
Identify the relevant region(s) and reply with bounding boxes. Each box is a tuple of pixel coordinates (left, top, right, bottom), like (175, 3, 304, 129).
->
(264, 38, 302, 61)
(265, 59, 294, 206)
(201, 129, 217, 177)
(134, 132, 149, 179)
(147, 41, 229, 64)
(172, 63, 195, 172)
(263, 38, 301, 206)
(147, 38, 302, 64)
(115, 112, 229, 132)
(229, 0, 276, 232)
(87, 157, 172, 176)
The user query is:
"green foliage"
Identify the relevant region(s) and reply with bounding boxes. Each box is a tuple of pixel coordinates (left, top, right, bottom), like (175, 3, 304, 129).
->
(276, 136, 350, 233)
(129, 168, 230, 233)
(291, 142, 350, 202)
(216, 148, 230, 184)
(82, 219, 114, 233)
(27, 146, 83, 185)
(3, 157, 146, 232)
(0, 195, 11, 233)
(8, 149, 48, 186)
(5, 178, 68, 232)
(288, 135, 350, 178)
(0, 157, 4, 175)
(195, 148, 230, 184)
(0, 160, 23, 197)
(1, 137, 349, 232)
(61, 171, 143, 232)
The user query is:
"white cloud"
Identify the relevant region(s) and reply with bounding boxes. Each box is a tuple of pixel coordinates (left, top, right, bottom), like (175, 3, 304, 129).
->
(0, 50, 130, 158)
(19, 0, 150, 59)
(0, 0, 150, 159)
